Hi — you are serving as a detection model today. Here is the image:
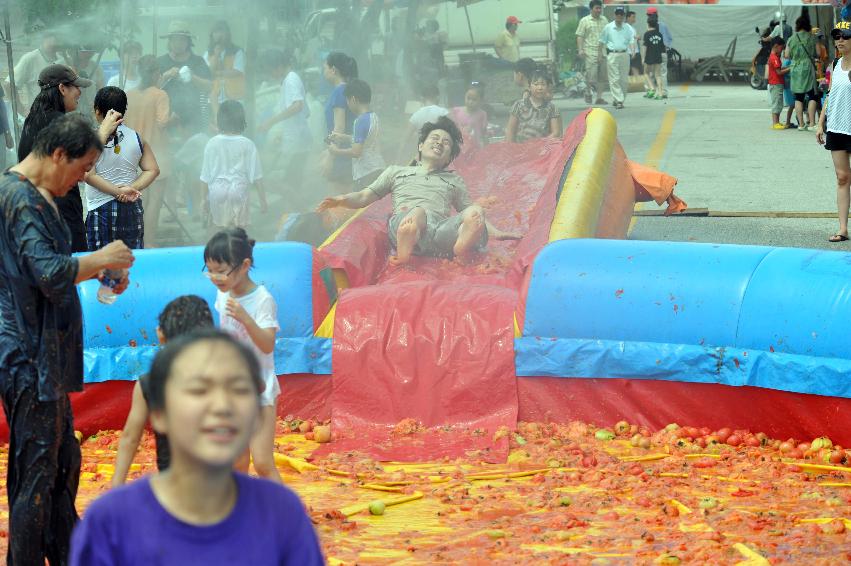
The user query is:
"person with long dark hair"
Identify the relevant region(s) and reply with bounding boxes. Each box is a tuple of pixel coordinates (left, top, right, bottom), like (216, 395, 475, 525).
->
(18, 64, 122, 252)
(204, 21, 245, 111)
(323, 52, 358, 194)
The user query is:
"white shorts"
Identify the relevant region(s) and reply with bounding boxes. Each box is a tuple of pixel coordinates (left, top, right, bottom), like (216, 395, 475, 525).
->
(259, 370, 281, 407)
(208, 180, 250, 228)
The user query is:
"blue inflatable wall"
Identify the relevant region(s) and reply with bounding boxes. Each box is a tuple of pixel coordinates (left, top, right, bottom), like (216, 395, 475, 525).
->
(79, 242, 332, 383)
(516, 239, 851, 398)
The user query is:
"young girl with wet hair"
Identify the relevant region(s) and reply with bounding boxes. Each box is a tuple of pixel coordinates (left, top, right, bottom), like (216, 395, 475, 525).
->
(449, 82, 488, 153)
(70, 330, 324, 565)
(200, 100, 267, 232)
(112, 295, 215, 485)
(204, 228, 282, 483)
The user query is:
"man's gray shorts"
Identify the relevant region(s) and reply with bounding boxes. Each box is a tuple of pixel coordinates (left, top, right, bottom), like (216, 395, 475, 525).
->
(388, 209, 488, 258)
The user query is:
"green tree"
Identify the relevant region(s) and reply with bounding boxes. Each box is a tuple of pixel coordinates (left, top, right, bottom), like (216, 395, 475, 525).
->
(556, 18, 579, 72)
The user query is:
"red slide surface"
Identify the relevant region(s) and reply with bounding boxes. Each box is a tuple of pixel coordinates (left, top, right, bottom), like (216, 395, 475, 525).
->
(314, 116, 591, 461)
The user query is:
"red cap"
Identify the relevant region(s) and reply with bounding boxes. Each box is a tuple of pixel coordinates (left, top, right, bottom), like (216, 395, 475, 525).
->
(506, 16, 522, 25)
(647, 7, 658, 14)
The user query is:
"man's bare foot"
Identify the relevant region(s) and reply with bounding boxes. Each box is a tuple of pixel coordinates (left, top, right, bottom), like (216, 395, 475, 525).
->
(393, 214, 421, 265)
(453, 208, 485, 260)
(388, 254, 410, 267)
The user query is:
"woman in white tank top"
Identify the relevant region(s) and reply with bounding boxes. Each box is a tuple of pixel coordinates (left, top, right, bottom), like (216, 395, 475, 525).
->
(84, 87, 160, 250)
(817, 22, 851, 243)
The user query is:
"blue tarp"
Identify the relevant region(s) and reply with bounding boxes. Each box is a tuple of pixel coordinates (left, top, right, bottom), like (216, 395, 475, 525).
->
(517, 239, 851, 399)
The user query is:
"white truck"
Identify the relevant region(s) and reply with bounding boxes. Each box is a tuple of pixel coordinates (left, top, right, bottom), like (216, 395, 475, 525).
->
(431, 0, 556, 67)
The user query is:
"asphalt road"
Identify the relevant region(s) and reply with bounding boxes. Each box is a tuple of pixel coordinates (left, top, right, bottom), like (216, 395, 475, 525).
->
(553, 82, 842, 250)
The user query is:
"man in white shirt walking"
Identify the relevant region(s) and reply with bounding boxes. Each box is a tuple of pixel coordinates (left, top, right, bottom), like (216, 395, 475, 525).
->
(9, 31, 66, 115)
(576, 0, 609, 105)
(599, 6, 636, 109)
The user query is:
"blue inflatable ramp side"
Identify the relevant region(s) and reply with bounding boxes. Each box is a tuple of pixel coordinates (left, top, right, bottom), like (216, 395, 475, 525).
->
(516, 239, 851, 398)
(79, 242, 332, 383)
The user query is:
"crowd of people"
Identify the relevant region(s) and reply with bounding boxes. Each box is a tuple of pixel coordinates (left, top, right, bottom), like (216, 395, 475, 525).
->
(0, 8, 580, 563)
(576, 1, 674, 110)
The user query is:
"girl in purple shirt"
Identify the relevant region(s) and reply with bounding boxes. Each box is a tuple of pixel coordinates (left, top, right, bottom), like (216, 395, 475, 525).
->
(70, 330, 324, 566)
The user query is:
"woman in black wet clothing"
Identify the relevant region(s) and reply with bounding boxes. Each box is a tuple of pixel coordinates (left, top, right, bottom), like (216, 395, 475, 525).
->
(17, 64, 121, 252)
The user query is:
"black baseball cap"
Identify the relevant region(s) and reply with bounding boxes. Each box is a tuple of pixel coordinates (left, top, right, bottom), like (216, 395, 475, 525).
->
(614, 6, 626, 14)
(37, 64, 93, 90)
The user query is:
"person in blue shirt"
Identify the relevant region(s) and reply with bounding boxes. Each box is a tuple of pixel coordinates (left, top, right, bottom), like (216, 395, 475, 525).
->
(599, 6, 636, 109)
(70, 329, 324, 566)
(323, 52, 358, 195)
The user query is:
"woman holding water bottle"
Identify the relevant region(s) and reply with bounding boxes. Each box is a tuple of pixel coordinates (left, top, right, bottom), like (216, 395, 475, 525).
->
(0, 114, 134, 565)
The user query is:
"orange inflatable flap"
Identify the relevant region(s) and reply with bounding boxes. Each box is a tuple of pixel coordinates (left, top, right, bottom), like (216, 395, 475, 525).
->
(628, 160, 687, 215)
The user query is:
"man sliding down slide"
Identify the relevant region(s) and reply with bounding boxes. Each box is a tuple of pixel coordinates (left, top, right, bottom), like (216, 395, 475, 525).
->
(318, 117, 521, 265)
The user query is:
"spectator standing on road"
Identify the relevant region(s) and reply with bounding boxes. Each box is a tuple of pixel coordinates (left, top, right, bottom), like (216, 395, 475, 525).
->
(643, 18, 666, 100)
(84, 87, 160, 251)
(125, 55, 173, 248)
(627, 11, 643, 77)
(767, 38, 789, 129)
(786, 17, 819, 132)
(258, 49, 312, 202)
(647, 7, 672, 100)
(770, 12, 793, 41)
(495, 16, 522, 64)
(0, 113, 135, 566)
(157, 21, 213, 137)
(108, 40, 143, 92)
(599, 7, 635, 110)
(204, 21, 246, 116)
(9, 31, 65, 115)
(576, 0, 609, 105)
(817, 21, 851, 243)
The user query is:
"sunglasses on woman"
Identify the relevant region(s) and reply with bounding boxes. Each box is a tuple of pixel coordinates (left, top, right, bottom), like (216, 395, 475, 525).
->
(832, 30, 851, 41)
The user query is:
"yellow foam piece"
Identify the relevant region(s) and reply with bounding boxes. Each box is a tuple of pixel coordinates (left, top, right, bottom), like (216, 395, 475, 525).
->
(679, 522, 713, 533)
(620, 453, 669, 462)
(669, 498, 692, 515)
(339, 491, 424, 517)
(549, 108, 617, 241)
(733, 542, 770, 565)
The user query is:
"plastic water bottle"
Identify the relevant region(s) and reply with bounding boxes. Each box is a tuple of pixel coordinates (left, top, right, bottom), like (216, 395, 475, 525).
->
(97, 268, 127, 305)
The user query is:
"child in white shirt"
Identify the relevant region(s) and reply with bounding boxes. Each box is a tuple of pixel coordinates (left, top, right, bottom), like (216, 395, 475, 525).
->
(200, 101, 267, 231)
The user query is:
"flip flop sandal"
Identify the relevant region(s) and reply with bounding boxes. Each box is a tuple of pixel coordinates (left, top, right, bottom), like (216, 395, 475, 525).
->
(828, 234, 849, 242)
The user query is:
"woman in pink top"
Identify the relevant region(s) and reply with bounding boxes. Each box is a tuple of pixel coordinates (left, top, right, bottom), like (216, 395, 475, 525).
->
(448, 83, 488, 154)
(124, 55, 174, 247)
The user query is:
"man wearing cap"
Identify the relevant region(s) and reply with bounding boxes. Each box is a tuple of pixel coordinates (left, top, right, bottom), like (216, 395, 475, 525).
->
(9, 31, 66, 115)
(495, 16, 522, 63)
(0, 112, 134, 566)
(576, 0, 609, 105)
(599, 6, 636, 109)
(647, 7, 672, 100)
(157, 21, 212, 135)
